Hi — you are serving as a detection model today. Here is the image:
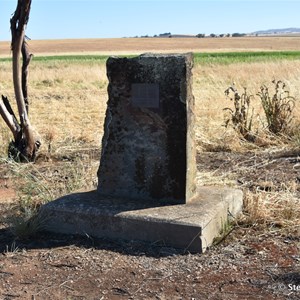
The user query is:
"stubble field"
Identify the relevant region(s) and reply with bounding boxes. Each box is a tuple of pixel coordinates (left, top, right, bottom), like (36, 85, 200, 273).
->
(0, 37, 299, 299)
(2, 36, 300, 56)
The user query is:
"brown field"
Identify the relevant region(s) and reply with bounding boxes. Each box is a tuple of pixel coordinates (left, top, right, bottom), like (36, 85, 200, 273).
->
(1, 36, 300, 57)
(0, 39, 299, 299)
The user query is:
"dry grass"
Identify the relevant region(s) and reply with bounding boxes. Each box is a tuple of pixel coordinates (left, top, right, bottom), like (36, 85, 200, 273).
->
(0, 60, 107, 155)
(1, 44, 300, 233)
(2, 57, 300, 154)
(241, 190, 300, 229)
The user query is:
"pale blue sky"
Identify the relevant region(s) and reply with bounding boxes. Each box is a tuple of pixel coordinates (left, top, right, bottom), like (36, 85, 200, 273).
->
(1, 0, 300, 41)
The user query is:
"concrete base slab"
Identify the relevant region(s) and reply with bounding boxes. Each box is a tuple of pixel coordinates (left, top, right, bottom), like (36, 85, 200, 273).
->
(40, 187, 243, 253)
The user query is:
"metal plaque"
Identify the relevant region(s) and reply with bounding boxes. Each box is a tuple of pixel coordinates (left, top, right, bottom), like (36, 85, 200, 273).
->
(131, 83, 159, 108)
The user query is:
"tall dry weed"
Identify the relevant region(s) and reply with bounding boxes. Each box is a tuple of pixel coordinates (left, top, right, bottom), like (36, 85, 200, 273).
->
(258, 80, 296, 134)
(224, 85, 255, 142)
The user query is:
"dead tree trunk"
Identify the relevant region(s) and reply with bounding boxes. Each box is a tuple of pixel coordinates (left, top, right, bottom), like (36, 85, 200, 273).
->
(0, 0, 40, 162)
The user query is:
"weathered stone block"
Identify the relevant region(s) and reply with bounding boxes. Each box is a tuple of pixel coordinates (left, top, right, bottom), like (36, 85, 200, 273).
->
(97, 53, 196, 203)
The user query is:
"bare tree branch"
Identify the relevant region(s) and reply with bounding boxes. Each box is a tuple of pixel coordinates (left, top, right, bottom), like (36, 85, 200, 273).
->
(0, 0, 40, 161)
(2, 95, 17, 120)
(8, 0, 40, 161)
(10, 0, 32, 127)
(21, 39, 33, 114)
(2, 95, 21, 136)
(0, 98, 19, 140)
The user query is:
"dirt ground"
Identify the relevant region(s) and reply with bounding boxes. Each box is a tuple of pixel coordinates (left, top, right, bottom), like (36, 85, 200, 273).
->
(0, 149, 299, 300)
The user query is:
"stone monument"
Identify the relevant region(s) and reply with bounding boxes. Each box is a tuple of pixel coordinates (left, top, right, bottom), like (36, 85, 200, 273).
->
(97, 53, 197, 203)
(40, 53, 243, 253)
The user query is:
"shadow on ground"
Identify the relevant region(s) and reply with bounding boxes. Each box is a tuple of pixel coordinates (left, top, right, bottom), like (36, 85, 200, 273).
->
(0, 227, 186, 258)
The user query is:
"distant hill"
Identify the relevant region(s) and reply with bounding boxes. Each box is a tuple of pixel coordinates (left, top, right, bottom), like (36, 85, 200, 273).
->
(252, 28, 300, 35)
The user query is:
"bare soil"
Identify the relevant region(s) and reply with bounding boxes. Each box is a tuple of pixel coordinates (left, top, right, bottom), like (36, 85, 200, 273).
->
(0, 149, 299, 300)
(1, 36, 300, 57)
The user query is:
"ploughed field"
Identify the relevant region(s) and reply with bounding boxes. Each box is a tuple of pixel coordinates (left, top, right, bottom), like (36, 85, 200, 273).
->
(0, 38, 299, 299)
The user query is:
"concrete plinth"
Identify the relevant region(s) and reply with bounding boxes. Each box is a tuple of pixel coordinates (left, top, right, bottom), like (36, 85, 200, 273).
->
(40, 187, 243, 253)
